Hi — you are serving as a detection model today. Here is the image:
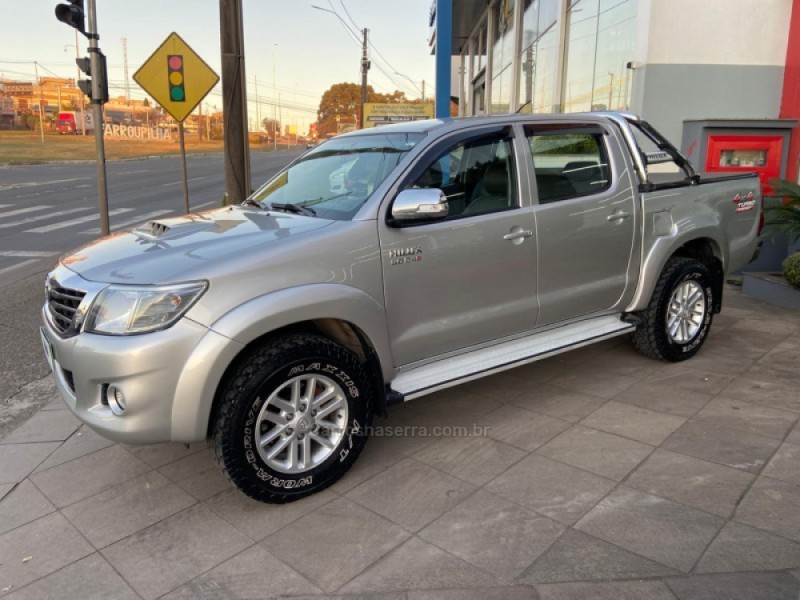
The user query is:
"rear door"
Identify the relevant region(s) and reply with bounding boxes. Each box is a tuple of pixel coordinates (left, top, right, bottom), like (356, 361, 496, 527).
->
(525, 122, 637, 326)
(378, 126, 539, 366)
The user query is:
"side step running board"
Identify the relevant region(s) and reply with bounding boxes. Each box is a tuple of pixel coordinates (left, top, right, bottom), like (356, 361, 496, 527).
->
(390, 315, 635, 402)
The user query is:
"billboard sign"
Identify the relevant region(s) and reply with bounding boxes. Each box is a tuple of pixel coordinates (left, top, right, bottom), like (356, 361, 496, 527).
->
(363, 103, 435, 128)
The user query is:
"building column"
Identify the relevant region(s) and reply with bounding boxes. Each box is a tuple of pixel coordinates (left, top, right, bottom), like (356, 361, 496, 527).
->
(435, 0, 453, 118)
(780, 0, 800, 182)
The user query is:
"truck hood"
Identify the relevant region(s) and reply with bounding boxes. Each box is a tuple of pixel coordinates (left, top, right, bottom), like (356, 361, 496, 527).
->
(61, 206, 335, 284)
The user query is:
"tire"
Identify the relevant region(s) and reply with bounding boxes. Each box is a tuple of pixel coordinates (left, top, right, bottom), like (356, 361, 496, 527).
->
(212, 333, 373, 503)
(631, 256, 715, 362)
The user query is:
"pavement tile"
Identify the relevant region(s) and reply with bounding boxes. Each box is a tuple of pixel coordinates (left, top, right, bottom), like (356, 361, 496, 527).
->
(661, 421, 781, 473)
(721, 374, 800, 413)
(158, 447, 233, 501)
(3, 553, 137, 600)
(520, 528, 678, 583)
(0, 442, 59, 485)
(412, 435, 526, 486)
(613, 380, 712, 418)
(101, 504, 251, 600)
(789, 421, 800, 446)
(547, 366, 638, 399)
(409, 588, 538, 600)
(536, 580, 676, 600)
(330, 434, 407, 494)
(461, 371, 536, 402)
(695, 521, 800, 573)
(583, 343, 663, 378)
(161, 544, 322, 599)
(419, 489, 564, 583)
(0, 410, 80, 445)
(641, 365, 735, 396)
(123, 441, 207, 468)
(62, 471, 196, 548)
(692, 397, 798, 441)
(0, 480, 54, 536)
(728, 315, 800, 337)
(0, 485, 11, 501)
(205, 487, 338, 541)
(762, 442, 800, 486)
(0, 512, 93, 596)
(263, 497, 410, 593)
(485, 453, 615, 525)
(478, 404, 571, 452)
(575, 486, 725, 572)
(338, 536, 498, 594)
(625, 449, 754, 517)
(404, 386, 501, 428)
(665, 571, 800, 600)
(755, 339, 800, 378)
(536, 425, 653, 481)
(346, 458, 475, 532)
(506, 383, 607, 423)
(30, 444, 150, 508)
(734, 476, 800, 542)
(580, 401, 686, 445)
(39, 397, 68, 411)
(33, 425, 114, 472)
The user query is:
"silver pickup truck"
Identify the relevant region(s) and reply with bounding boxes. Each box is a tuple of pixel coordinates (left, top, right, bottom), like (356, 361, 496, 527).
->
(40, 113, 761, 503)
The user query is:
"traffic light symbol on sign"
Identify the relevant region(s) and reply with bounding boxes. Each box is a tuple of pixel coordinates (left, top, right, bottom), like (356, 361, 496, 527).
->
(168, 55, 185, 102)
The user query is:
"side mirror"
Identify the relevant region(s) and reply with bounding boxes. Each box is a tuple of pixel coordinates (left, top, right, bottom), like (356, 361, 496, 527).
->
(390, 188, 449, 225)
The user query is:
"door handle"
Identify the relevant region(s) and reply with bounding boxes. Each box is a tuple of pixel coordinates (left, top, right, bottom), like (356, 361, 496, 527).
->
(504, 229, 533, 241)
(607, 211, 631, 221)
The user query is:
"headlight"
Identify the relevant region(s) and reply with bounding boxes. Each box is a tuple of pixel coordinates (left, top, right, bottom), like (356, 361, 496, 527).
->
(85, 282, 207, 335)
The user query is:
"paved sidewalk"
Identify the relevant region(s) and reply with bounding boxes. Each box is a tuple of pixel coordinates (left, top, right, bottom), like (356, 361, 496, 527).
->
(1, 285, 799, 599)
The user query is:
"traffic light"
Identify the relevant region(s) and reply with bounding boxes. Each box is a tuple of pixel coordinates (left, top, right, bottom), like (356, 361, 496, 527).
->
(76, 52, 108, 104)
(167, 55, 186, 102)
(55, 0, 85, 35)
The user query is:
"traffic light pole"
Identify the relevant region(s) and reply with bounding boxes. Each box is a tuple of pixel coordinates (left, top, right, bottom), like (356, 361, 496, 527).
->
(178, 123, 190, 213)
(86, 0, 110, 236)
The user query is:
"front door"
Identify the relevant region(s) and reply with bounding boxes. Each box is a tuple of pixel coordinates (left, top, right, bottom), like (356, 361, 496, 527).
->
(379, 128, 538, 367)
(524, 122, 636, 326)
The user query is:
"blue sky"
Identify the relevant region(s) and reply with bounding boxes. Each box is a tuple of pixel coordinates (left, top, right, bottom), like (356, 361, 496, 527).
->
(1, 1, 436, 134)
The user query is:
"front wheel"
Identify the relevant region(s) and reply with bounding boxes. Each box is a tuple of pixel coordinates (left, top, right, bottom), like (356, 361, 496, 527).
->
(212, 334, 373, 503)
(631, 257, 715, 362)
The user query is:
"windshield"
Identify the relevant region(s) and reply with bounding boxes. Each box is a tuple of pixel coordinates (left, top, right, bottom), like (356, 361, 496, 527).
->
(250, 132, 424, 220)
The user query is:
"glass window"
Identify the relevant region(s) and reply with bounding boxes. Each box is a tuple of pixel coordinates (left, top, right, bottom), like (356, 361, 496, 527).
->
(490, 0, 516, 114)
(526, 126, 611, 202)
(252, 132, 424, 220)
(563, 0, 637, 113)
(518, 0, 560, 114)
(408, 133, 517, 218)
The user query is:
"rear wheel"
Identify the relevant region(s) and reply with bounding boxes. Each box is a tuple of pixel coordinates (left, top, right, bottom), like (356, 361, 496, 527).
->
(212, 334, 373, 503)
(631, 257, 714, 362)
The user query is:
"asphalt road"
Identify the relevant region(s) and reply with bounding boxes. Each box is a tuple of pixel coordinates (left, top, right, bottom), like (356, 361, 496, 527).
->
(0, 149, 302, 287)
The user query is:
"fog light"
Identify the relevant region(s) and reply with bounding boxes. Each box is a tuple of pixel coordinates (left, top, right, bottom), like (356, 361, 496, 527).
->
(107, 385, 126, 416)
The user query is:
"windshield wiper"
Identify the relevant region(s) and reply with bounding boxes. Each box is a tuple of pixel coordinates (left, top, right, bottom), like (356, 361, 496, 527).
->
(241, 198, 266, 209)
(269, 202, 316, 216)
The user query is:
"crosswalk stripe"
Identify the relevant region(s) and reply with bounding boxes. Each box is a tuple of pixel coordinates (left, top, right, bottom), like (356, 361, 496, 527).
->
(26, 208, 134, 233)
(81, 209, 174, 235)
(0, 259, 40, 276)
(0, 205, 51, 219)
(0, 251, 59, 257)
(0, 207, 91, 230)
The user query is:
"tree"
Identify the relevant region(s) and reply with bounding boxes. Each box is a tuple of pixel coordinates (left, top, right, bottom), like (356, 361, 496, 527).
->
(261, 117, 280, 137)
(143, 98, 150, 107)
(314, 82, 410, 136)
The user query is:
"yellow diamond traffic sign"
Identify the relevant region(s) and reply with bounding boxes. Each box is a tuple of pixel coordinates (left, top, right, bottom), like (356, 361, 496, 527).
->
(133, 32, 219, 123)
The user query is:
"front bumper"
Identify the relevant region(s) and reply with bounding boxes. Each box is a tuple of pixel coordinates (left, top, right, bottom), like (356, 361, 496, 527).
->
(41, 307, 212, 444)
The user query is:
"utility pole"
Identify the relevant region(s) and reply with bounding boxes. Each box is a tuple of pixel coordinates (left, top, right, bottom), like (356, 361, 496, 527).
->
(422, 80, 426, 102)
(360, 28, 369, 129)
(121, 36, 130, 101)
(33, 62, 44, 143)
(86, 0, 110, 236)
(272, 43, 277, 151)
(219, 0, 251, 203)
(198, 102, 203, 142)
(254, 74, 260, 131)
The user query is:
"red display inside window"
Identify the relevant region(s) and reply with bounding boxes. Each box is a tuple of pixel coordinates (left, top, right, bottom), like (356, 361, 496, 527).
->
(706, 135, 783, 195)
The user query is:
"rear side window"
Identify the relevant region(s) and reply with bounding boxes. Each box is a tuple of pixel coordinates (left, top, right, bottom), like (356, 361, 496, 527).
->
(526, 127, 611, 203)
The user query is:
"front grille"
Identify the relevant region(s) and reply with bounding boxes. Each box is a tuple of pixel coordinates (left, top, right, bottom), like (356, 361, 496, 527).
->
(47, 285, 86, 334)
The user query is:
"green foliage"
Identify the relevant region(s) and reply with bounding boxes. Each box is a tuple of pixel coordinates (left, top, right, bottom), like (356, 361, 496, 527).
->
(783, 252, 800, 289)
(765, 179, 800, 243)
